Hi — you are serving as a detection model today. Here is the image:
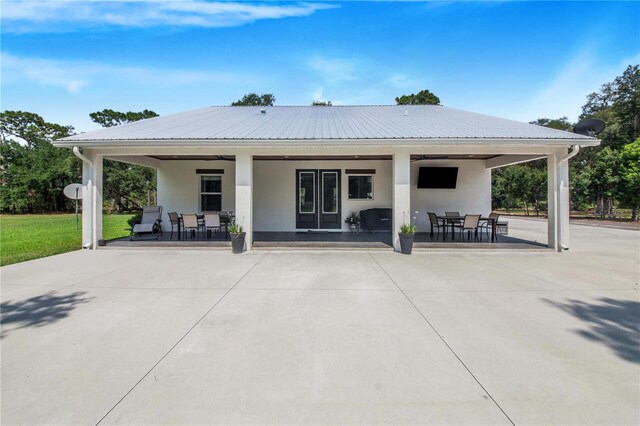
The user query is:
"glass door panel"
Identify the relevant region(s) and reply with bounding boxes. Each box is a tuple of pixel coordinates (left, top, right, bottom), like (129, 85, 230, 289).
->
(322, 172, 338, 214)
(299, 172, 316, 213)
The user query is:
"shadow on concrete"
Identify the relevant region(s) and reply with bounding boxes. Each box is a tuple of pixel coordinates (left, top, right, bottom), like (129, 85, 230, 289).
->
(544, 297, 640, 364)
(1, 291, 92, 338)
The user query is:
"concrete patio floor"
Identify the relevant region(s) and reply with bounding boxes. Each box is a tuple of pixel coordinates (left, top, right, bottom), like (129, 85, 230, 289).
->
(1, 219, 638, 425)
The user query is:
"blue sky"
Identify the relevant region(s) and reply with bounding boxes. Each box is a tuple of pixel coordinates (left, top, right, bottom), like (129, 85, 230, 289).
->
(1, 0, 639, 132)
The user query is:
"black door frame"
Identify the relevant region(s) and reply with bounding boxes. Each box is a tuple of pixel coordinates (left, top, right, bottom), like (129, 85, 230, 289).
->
(318, 169, 342, 229)
(296, 169, 319, 229)
(295, 169, 342, 230)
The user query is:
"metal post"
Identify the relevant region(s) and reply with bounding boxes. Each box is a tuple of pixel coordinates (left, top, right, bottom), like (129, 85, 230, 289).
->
(75, 187, 79, 230)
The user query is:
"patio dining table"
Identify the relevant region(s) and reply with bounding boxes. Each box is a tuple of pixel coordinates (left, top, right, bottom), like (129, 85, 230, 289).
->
(177, 212, 235, 240)
(437, 215, 497, 242)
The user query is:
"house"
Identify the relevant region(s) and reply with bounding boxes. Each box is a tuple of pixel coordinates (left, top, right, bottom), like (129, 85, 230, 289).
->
(54, 105, 599, 252)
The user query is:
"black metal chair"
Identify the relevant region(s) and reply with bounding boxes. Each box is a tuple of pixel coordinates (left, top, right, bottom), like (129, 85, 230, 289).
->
(182, 214, 201, 240)
(167, 212, 180, 240)
(204, 213, 221, 239)
(455, 214, 481, 241)
(428, 212, 446, 239)
(480, 212, 499, 240)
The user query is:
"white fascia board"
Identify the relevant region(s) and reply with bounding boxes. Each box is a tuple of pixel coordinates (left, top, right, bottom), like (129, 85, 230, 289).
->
(485, 154, 547, 169)
(65, 145, 586, 158)
(52, 137, 600, 150)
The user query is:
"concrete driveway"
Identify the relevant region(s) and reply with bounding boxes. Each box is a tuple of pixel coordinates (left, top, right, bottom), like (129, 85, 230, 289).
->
(1, 219, 638, 425)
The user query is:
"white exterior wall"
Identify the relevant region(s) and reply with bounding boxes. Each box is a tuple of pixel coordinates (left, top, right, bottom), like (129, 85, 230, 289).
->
(156, 160, 235, 231)
(410, 160, 491, 232)
(155, 158, 491, 234)
(253, 160, 392, 232)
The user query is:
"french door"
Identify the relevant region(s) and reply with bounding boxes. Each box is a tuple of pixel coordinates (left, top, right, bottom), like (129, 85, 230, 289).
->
(296, 169, 341, 229)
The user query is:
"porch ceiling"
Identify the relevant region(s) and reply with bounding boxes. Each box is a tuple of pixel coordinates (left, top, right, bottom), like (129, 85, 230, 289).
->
(133, 154, 503, 162)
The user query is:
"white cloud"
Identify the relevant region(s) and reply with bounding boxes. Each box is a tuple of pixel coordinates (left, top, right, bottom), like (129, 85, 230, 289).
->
(311, 87, 326, 102)
(1, 51, 254, 93)
(518, 50, 640, 122)
(0, 1, 337, 32)
(307, 55, 357, 83)
(387, 73, 418, 89)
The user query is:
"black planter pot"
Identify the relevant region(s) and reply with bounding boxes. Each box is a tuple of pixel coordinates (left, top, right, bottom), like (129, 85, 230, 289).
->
(398, 233, 414, 255)
(231, 232, 246, 254)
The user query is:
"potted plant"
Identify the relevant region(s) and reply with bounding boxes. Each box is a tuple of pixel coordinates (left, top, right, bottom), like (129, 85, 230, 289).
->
(228, 220, 246, 254)
(344, 210, 360, 232)
(398, 212, 418, 254)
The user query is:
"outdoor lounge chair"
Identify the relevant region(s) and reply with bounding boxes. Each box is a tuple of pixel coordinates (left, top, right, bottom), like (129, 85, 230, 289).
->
(130, 206, 163, 240)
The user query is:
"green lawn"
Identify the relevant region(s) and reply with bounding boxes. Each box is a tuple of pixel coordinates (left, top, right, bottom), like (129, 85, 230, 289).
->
(0, 214, 133, 266)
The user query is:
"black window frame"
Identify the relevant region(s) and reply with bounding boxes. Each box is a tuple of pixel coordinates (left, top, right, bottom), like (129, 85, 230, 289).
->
(347, 175, 374, 200)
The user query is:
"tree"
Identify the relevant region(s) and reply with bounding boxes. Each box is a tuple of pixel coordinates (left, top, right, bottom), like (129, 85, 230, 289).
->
(581, 65, 640, 150)
(529, 117, 573, 131)
(89, 109, 159, 212)
(312, 101, 332, 106)
(492, 165, 547, 215)
(395, 89, 440, 106)
(231, 93, 275, 106)
(0, 111, 78, 213)
(89, 109, 159, 128)
(582, 147, 621, 218)
(1, 110, 73, 149)
(619, 138, 640, 220)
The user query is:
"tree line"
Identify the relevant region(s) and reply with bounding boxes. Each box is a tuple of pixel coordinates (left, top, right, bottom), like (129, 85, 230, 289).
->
(492, 65, 639, 220)
(1, 68, 638, 220)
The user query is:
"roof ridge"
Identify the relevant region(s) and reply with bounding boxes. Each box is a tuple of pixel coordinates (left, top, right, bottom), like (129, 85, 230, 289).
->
(208, 104, 442, 108)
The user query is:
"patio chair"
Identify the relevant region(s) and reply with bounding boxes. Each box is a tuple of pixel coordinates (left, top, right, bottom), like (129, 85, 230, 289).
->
(427, 212, 446, 238)
(479, 212, 500, 240)
(130, 206, 163, 240)
(204, 213, 221, 239)
(445, 211, 463, 226)
(455, 214, 481, 241)
(182, 214, 201, 240)
(167, 212, 180, 240)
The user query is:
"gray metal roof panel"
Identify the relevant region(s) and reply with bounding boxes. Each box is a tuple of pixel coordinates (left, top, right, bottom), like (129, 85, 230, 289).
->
(60, 105, 594, 142)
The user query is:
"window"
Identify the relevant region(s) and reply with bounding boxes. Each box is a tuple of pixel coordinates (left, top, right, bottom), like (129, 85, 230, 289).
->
(348, 175, 373, 200)
(200, 175, 222, 212)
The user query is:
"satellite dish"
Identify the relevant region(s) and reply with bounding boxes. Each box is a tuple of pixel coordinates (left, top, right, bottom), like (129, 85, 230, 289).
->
(64, 183, 83, 200)
(64, 184, 83, 230)
(573, 119, 605, 137)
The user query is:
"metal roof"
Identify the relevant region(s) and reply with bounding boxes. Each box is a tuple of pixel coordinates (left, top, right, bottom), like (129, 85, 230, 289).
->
(59, 105, 594, 144)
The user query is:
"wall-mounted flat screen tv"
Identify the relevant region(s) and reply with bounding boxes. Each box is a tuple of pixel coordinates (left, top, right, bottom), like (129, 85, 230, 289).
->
(417, 167, 458, 189)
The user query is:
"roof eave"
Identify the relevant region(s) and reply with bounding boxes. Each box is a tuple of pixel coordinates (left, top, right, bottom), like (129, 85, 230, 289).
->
(53, 137, 600, 149)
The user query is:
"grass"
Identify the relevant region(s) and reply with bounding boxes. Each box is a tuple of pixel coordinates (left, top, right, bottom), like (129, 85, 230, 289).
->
(0, 214, 133, 266)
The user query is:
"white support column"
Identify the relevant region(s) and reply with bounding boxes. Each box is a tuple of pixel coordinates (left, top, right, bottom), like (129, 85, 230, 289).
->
(547, 149, 569, 252)
(92, 153, 103, 249)
(558, 149, 570, 251)
(392, 151, 411, 252)
(81, 155, 93, 249)
(235, 153, 253, 251)
(547, 152, 557, 250)
(80, 150, 103, 249)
